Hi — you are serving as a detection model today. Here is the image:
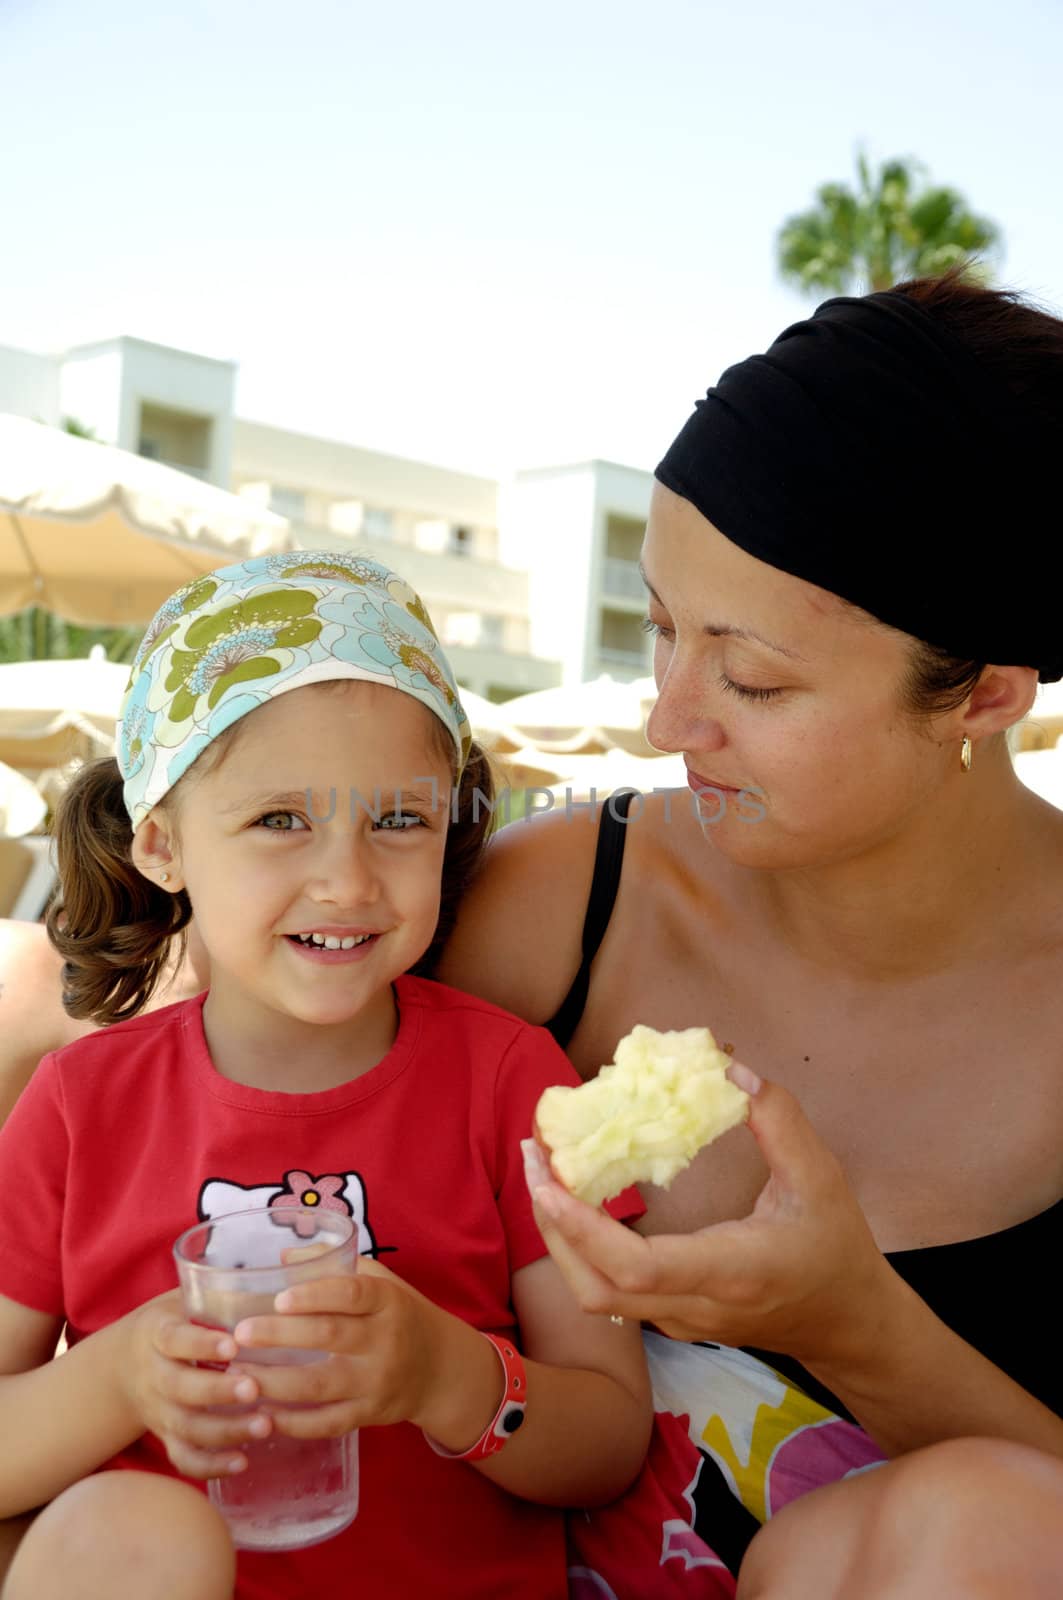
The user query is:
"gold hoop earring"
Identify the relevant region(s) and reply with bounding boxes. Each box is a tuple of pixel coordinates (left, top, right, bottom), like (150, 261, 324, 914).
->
(960, 736, 973, 773)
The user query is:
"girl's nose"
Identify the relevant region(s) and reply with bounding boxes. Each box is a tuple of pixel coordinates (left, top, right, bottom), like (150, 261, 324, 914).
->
(646, 662, 726, 756)
(307, 830, 382, 907)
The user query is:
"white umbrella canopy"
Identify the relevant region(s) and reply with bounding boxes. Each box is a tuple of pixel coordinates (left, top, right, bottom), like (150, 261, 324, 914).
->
(0, 760, 47, 839)
(456, 689, 523, 755)
(0, 646, 127, 774)
(0, 414, 292, 625)
(1013, 747, 1063, 810)
(498, 675, 657, 756)
(1014, 679, 1063, 752)
(547, 747, 689, 800)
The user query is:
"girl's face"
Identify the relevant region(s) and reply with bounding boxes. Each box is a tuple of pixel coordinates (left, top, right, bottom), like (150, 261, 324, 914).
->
(641, 483, 950, 869)
(146, 681, 451, 1030)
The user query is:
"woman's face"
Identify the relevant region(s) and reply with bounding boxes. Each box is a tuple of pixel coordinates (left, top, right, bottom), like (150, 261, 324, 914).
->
(641, 482, 949, 868)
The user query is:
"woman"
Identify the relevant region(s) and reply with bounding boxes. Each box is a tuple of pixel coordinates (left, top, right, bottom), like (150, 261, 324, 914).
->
(439, 270, 1063, 1595)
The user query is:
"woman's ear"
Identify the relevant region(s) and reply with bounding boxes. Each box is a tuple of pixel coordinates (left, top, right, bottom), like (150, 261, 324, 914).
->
(130, 812, 185, 893)
(959, 664, 1038, 741)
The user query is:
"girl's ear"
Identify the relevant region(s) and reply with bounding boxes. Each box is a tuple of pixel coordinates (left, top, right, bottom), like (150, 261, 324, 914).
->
(131, 812, 185, 893)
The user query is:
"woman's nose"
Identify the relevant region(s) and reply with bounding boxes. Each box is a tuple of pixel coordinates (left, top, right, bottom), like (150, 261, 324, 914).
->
(645, 665, 726, 756)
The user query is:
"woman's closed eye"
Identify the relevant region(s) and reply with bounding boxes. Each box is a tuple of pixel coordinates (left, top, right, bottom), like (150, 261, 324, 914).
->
(643, 618, 784, 702)
(718, 675, 784, 703)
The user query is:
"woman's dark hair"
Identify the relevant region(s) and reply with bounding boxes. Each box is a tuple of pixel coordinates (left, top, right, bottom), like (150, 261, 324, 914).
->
(46, 758, 191, 1026)
(412, 737, 495, 976)
(888, 266, 1063, 717)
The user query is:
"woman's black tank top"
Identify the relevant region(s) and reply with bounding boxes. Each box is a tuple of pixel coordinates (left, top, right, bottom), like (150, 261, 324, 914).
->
(543, 790, 1061, 1419)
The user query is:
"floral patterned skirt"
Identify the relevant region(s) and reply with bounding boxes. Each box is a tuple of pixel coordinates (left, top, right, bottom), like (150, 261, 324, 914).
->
(566, 1333, 887, 1598)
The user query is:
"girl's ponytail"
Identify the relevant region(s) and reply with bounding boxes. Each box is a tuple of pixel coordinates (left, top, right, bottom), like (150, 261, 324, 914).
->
(45, 757, 190, 1026)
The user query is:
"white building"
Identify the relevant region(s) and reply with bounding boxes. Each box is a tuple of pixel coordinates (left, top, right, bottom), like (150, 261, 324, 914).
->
(1, 337, 654, 695)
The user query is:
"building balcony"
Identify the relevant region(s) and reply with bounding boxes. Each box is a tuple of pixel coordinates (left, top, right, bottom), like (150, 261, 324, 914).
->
(600, 557, 645, 603)
(596, 646, 650, 678)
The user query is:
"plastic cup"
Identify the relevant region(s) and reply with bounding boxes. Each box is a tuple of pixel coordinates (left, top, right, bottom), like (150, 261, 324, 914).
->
(173, 1204, 359, 1552)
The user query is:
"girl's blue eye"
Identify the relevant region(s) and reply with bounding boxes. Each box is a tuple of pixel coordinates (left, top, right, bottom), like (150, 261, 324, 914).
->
(375, 812, 424, 831)
(255, 811, 307, 830)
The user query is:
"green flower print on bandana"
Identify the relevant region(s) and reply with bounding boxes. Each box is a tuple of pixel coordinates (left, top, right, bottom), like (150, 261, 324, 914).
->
(164, 590, 321, 724)
(118, 552, 468, 829)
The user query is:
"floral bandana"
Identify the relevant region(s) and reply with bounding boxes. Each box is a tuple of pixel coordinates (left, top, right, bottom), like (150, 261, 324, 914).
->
(118, 551, 470, 831)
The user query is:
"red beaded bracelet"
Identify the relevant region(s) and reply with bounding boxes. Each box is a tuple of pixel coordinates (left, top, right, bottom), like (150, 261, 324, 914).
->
(424, 1332, 527, 1463)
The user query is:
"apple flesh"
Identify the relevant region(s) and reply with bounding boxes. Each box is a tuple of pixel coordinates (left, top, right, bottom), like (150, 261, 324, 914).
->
(535, 1024, 749, 1207)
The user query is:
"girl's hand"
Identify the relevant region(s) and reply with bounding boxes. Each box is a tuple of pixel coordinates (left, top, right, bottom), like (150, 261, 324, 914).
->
(523, 1065, 902, 1375)
(122, 1289, 270, 1479)
(231, 1261, 469, 1439)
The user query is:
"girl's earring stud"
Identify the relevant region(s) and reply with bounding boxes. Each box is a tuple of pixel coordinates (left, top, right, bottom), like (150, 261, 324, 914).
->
(960, 735, 973, 773)
(160, 871, 170, 883)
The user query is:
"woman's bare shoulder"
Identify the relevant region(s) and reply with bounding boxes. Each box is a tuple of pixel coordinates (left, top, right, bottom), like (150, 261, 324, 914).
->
(437, 805, 604, 1025)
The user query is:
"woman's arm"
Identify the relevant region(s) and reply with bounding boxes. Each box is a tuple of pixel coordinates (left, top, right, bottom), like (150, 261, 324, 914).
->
(524, 1079, 1063, 1460)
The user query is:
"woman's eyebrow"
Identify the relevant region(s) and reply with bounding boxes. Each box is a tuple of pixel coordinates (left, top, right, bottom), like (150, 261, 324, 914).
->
(639, 563, 806, 661)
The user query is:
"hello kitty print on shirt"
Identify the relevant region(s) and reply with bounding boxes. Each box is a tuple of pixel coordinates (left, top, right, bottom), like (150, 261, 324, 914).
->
(197, 1169, 384, 1258)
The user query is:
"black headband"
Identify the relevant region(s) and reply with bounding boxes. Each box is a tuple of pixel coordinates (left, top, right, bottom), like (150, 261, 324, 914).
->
(655, 290, 1061, 682)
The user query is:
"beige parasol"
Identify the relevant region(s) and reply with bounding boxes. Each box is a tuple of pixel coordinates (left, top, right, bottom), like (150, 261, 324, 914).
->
(0, 414, 292, 625)
(455, 689, 524, 755)
(0, 647, 128, 777)
(498, 675, 658, 757)
(0, 760, 47, 839)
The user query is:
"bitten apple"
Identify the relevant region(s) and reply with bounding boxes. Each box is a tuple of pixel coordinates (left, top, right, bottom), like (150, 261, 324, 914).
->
(535, 1024, 749, 1206)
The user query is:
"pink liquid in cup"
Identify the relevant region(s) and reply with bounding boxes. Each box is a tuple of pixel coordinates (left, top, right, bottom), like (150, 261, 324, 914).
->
(175, 1206, 359, 1552)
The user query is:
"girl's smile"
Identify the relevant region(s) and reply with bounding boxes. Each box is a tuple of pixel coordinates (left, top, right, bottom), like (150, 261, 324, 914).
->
(284, 928, 382, 963)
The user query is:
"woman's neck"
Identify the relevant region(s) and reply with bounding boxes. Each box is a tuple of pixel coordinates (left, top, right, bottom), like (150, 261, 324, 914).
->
(748, 759, 1063, 981)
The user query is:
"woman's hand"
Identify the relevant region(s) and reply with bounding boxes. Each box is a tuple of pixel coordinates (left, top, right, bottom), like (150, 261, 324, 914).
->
(121, 1289, 269, 1479)
(523, 1064, 902, 1374)
(230, 1261, 493, 1444)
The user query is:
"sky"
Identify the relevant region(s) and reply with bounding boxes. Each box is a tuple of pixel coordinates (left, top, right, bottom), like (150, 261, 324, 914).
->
(1, 0, 1060, 478)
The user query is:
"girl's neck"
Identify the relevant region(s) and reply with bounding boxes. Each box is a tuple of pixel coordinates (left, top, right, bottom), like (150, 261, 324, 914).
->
(744, 759, 1063, 980)
(200, 982, 400, 1093)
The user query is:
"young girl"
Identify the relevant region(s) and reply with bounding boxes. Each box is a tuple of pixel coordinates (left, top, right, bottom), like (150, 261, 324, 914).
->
(0, 553, 651, 1600)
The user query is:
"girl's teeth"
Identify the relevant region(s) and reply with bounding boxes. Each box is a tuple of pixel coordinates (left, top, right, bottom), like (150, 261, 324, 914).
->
(295, 932, 368, 950)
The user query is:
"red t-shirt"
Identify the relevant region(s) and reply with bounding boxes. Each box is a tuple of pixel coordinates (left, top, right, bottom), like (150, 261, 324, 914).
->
(0, 976, 641, 1600)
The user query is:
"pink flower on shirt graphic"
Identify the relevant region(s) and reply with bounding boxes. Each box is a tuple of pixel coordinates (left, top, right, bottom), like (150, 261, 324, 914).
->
(269, 1170, 350, 1236)
(197, 1169, 384, 1259)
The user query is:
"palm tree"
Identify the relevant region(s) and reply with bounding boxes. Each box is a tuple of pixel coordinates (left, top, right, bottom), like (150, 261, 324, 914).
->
(777, 150, 1002, 296)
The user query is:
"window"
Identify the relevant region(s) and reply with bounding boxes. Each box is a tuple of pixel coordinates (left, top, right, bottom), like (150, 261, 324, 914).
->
(270, 486, 307, 520)
(363, 507, 395, 542)
(451, 525, 473, 557)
